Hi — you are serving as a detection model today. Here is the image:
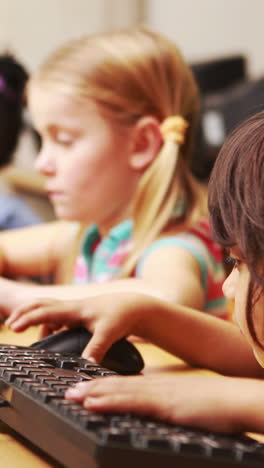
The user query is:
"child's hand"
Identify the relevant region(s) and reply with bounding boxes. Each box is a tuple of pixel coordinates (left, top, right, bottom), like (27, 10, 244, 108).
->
(5, 293, 148, 364)
(6, 298, 82, 329)
(65, 373, 248, 433)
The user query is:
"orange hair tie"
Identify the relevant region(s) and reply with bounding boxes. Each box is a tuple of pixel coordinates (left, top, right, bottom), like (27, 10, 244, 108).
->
(160, 116, 189, 145)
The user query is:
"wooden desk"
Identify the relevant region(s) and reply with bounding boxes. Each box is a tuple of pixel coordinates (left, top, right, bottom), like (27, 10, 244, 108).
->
(0, 326, 262, 467)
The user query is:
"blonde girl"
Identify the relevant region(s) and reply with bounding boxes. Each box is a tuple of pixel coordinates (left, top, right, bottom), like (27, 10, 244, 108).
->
(0, 27, 226, 318)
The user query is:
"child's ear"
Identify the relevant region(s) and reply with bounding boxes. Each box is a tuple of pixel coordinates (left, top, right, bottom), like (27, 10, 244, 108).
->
(129, 116, 162, 170)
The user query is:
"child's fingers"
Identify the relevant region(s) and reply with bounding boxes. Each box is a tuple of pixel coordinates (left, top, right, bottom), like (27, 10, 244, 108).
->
(82, 321, 118, 364)
(6, 298, 62, 326)
(39, 323, 63, 339)
(65, 376, 150, 414)
(65, 376, 134, 400)
(7, 307, 57, 331)
(7, 303, 82, 332)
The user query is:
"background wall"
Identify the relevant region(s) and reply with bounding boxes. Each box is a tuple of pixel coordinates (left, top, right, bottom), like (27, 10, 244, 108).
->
(146, 0, 264, 78)
(0, 0, 261, 167)
(0, 0, 262, 76)
(0, 0, 143, 71)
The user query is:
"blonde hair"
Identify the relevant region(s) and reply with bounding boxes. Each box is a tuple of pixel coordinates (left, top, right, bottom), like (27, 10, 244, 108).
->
(31, 26, 206, 280)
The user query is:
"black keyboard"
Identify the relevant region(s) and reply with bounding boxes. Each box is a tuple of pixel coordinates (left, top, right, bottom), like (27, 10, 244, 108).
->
(0, 344, 264, 468)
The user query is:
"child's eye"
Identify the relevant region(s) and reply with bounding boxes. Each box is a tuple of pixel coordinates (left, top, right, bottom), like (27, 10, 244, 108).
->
(54, 131, 74, 146)
(225, 256, 242, 270)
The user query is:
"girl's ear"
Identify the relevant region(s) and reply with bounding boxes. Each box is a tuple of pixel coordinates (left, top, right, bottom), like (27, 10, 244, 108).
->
(129, 116, 163, 170)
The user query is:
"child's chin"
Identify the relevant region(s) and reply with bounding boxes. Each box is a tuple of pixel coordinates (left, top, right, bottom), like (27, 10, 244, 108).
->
(53, 207, 74, 220)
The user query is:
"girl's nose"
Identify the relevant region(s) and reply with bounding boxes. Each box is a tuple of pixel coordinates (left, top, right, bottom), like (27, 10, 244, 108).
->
(222, 268, 239, 300)
(34, 149, 56, 175)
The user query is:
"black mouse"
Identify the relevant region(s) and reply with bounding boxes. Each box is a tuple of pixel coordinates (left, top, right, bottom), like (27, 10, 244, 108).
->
(30, 327, 144, 375)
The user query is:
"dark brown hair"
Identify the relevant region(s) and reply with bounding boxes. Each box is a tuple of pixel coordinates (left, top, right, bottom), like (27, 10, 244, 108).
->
(0, 54, 28, 167)
(208, 110, 264, 346)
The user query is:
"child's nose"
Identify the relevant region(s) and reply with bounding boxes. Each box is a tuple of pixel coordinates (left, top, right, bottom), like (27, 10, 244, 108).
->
(34, 149, 56, 175)
(222, 269, 238, 299)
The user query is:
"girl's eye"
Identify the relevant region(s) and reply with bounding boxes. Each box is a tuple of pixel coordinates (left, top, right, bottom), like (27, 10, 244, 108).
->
(54, 131, 74, 146)
(225, 256, 242, 270)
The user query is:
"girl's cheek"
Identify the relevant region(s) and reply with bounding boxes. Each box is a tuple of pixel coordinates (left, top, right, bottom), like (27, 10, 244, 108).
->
(222, 269, 239, 300)
(253, 348, 264, 368)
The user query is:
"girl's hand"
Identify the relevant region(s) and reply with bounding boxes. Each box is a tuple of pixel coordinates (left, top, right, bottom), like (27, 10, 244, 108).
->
(65, 374, 250, 433)
(6, 297, 82, 329)
(6, 293, 149, 364)
(0, 277, 31, 318)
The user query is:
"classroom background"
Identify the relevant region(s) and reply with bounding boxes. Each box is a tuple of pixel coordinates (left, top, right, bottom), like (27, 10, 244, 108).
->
(0, 0, 263, 221)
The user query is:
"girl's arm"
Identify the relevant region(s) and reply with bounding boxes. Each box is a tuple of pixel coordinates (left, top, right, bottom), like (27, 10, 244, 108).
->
(0, 221, 72, 277)
(0, 220, 83, 314)
(0, 222, 209, 315)
(137, 244, 206, 308)
(0, 220, 223, 317)
(0, 274, 165, 316)
(65, 373, 264, 434)
(7, 292, 264, 379)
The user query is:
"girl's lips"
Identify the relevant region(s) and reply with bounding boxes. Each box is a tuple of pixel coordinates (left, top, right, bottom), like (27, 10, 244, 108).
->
(47, 191, 66, 201)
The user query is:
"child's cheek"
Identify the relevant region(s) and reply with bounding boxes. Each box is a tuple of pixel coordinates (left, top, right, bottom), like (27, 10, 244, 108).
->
(252, 348, 264, 368)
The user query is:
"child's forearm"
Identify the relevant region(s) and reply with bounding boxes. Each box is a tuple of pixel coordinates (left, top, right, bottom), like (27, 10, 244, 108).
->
(134, 296, 264, 379)
(0, 277, 164, 316)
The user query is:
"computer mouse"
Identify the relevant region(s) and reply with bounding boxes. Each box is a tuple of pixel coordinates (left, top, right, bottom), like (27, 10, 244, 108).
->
(30, 327, 144, 375)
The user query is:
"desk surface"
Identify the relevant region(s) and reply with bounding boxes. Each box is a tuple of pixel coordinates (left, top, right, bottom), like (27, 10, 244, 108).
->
(0, 326, 262, 467)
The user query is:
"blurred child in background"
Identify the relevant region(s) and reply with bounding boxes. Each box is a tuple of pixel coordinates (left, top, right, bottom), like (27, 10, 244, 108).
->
(0, 28, 226, 321)
(0, 53, 41, 229)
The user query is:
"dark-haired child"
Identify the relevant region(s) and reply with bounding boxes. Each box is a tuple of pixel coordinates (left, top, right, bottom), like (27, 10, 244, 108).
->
(0, 53, 41, 229)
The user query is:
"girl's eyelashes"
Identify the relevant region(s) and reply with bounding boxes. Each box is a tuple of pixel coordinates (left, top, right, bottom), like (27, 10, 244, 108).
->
(53, 131, 75, 146)
(38, 129, 76, 147)
(225, 256, 242, 270)
(45, 126, 77, 147)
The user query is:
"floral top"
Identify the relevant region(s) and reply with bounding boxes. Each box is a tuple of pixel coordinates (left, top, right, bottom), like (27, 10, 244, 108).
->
(73, 219, 227, 318)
